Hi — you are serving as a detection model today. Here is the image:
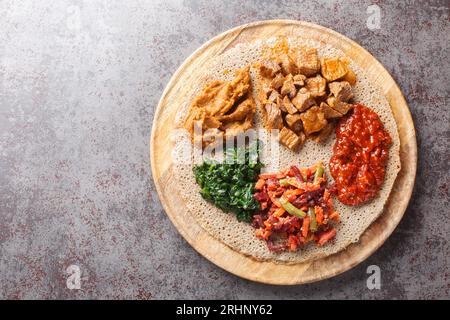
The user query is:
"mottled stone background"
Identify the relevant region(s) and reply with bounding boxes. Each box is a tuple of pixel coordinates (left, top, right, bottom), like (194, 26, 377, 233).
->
(0, 0, 448, 299)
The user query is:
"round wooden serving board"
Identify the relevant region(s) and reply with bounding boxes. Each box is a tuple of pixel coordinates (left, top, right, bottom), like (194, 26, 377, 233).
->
(150, 20, 417, 285)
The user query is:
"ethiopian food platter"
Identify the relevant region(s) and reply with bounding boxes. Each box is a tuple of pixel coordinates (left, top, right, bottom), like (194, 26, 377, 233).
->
(150, 20, 417, 284)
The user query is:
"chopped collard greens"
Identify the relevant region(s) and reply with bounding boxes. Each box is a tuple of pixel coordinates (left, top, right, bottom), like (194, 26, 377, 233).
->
(193, 143, 263, 222)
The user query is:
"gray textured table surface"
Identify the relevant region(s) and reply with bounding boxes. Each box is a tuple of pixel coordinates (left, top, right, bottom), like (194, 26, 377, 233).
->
(1, 0, 449, 299)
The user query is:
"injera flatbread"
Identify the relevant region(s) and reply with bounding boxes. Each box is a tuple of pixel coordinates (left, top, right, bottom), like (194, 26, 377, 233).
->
(171, 37, 401, 264)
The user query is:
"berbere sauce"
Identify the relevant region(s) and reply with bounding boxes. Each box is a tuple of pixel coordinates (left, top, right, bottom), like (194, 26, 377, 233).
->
(329, 104, 392, 206)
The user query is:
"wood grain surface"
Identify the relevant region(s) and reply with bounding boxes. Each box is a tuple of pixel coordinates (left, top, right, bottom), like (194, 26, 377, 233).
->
(150, 20, 417, 285)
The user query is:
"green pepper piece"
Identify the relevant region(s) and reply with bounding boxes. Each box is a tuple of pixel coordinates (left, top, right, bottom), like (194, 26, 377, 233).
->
(279, 197, 306, 218)
(279, 179, 289, 187)
(308, 207, 318, 232)
(314, 162, 324, 184)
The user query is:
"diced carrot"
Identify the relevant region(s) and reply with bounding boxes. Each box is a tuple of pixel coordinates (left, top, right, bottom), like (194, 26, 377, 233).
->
(255, 178, 265, 190)
(276, 168, 290, 179)
(317, 228, 336, 246)
(255, 228, 265, 239)
(327, 197, 334, 210)
(288, 235, 298, 251)
(286, 194, 297, 202)
(301, 206, 308, 212)
(315, 206, 324, 225)
(301, 216, 309, 238)
(267, 183, 277, 191)
(288, 180, 321, 192)
(323, 189, 330, 201)
(274, 207, 285, 217)
(268, 192, 281, 207)
(259, 173, 277, 179)
(304, 182, 322, 192)
(256, 229, 271, 240)
(299, 168, 309, 181)
(285, 178, 323, 192)
(261, 202, 268, 210)
(263, 221, 272, 231)
(329, 211, 340, 222)
(284, 189, 303, 197)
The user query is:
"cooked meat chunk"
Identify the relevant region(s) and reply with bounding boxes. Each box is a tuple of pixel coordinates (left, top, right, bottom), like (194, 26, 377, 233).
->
(326, 96, 336, 108)
(270, 73, 285, 90)
(313, 94, 329, 106)
(342, 68, 357, 85)
(264, 103, 283, 129)
(319, 102, 343, 119)
(299, 106, 328, 135)
(291, 88, 315, 112)
(327, 96, 353, 115)
(279, 53, 298, 75)
(312, 122, 334, 143)
(217, 98, 255, 122)
(279, 127, 305, 150)
(285, 113, 303, 133)
(263, 85, 273, 99)
(293, 74, 306, 87)
(256, 41, 360, 149)
(292, 47, 320, 76)
(305, 74, 327, 97)
(335, 101, 353, 115)
(329, 81, 354, 102)
(278, 97, 287, 113)
(280, 74, 297, 98)
(267, 89, 280, 103)
(321, 58, 348, 82)
(281, 96, 298, 114)
(260, 59, 281, 78)
(276, 95, 283, 108)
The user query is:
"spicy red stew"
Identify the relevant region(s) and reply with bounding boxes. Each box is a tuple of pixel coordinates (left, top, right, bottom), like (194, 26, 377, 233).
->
(329, 104, 392, 206)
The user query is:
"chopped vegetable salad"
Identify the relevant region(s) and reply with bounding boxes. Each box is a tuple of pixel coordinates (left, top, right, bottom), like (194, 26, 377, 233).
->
(253, 162, 339, 252)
